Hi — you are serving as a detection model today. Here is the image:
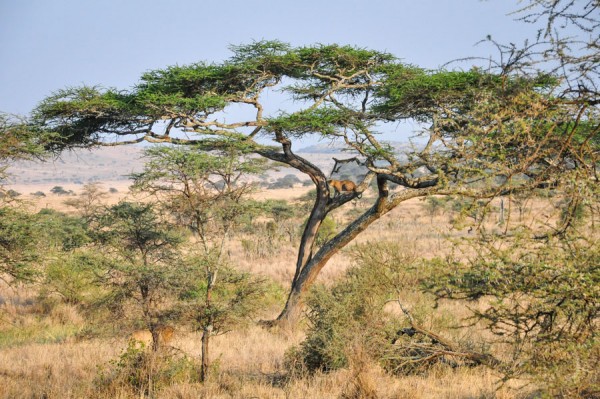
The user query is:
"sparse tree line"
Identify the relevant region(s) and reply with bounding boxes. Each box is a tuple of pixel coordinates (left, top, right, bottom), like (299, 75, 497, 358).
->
(0, 0, 598, 396)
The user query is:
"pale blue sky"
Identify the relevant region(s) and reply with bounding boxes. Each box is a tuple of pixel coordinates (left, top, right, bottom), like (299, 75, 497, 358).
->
(0, 0, 538, 119)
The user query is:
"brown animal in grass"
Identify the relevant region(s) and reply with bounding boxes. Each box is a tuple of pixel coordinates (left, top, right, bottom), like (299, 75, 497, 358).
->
(327, 179, 360, 198)
(129, 325, 175, 350)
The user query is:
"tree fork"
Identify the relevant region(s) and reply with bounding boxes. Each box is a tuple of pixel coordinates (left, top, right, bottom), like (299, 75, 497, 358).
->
(273, 178, 437, 328)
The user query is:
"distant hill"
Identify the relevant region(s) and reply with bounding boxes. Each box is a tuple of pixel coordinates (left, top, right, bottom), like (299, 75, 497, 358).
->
(5, 140, 418, 187)
(5, 145, 146, 186)
(298, 141, 417, 155)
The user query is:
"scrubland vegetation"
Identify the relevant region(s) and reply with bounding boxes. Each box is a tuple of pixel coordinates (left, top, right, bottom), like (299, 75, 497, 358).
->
(0, 179, 597, 398)
(1, 1, 599, 397)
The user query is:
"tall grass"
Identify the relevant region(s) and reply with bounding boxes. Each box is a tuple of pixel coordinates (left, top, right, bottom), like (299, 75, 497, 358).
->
(0, 189, 563, 398)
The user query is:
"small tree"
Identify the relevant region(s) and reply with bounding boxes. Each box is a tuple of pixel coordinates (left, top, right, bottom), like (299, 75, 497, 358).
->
(181, 256, 268, 380)
(92, 201, 186, 351)
(63, 182, 108, 221)
(131, 145, 268, 380)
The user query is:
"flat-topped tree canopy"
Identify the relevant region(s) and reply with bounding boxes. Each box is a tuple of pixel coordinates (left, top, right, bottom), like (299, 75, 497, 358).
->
(32, 41, 402, 153)
(32, 41, 580, 190)
(28, 40, 596, 326)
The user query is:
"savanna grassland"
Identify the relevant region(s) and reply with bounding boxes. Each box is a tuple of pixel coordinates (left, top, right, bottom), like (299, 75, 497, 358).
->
(0, 173, 573, 399)
(3, 4, 600, 395)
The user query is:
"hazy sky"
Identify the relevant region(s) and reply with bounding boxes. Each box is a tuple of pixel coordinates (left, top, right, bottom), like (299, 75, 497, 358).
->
(0, 0, 539, 118)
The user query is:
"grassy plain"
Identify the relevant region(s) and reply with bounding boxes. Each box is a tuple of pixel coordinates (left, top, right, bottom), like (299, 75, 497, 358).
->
(0, 175, 555, 399)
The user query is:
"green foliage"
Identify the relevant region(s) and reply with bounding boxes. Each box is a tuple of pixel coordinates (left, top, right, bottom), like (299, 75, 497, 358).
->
(376, 67, 554, 121)
(180, 256, 271, 334)
(0, 207, 44, 282)
(32, 86, 141, 151)
(94, 201, 184, 256)
(29, 41, 401, 151)
(267, 107, 353, 137)
(40, 250, 105, 305)
(426, 236, 600, 394)
(0, 113, 53, 168)
(90, 202, 187, 330)
(0, 206, 89, 296)
(295, 283, 391, 373)
(36, 208, 90, 251)
(95, 343, 197, 396)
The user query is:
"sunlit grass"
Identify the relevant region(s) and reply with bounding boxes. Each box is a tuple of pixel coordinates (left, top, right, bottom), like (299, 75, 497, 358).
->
(0, 186, 559, 398)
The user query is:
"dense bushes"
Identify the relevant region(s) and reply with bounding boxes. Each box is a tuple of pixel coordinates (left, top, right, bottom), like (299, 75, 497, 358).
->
(290, 233, 599, 396)
(427, 236, 600, 396)
(289, 243, 458, 375)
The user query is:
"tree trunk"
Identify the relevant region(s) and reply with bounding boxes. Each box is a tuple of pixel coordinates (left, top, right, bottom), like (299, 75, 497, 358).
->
(201, 272, 215, 382)
(291, 181, 329, 283)
(260, 137, 438, 329)
(151, 328, 160, 352)
(200, 327, 210, 382)
(275, 208, 382, 327)
(274, 183, 436, 328)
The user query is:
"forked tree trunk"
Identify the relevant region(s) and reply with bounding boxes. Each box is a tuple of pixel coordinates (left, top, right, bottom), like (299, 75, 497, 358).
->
(260, 137, 436, 329)
(275, 178, 387, 328)
(151, 328, 160, 352)
(275, 199, 387, 327)
(274, 182, 436, 328)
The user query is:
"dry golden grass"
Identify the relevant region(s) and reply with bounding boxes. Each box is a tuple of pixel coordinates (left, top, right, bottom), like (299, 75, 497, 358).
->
(0, 325, 528, 399)
(0, 183, 553, 398)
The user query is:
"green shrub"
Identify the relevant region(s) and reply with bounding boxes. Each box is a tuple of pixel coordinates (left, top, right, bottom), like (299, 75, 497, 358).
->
(426, 236, 600, 395)
(40, 250, 106, 305)
(289, 242, 472, 376)
(290, 243, 420, 373)
(95, 343, 197, 396)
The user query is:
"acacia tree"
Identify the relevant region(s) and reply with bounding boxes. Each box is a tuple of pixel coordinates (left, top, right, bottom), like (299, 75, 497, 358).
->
(63, 182, 108, 222)
(131, 145, 267, 380)
(30, 41, 596, 326)
(93, 201, 186, 351)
